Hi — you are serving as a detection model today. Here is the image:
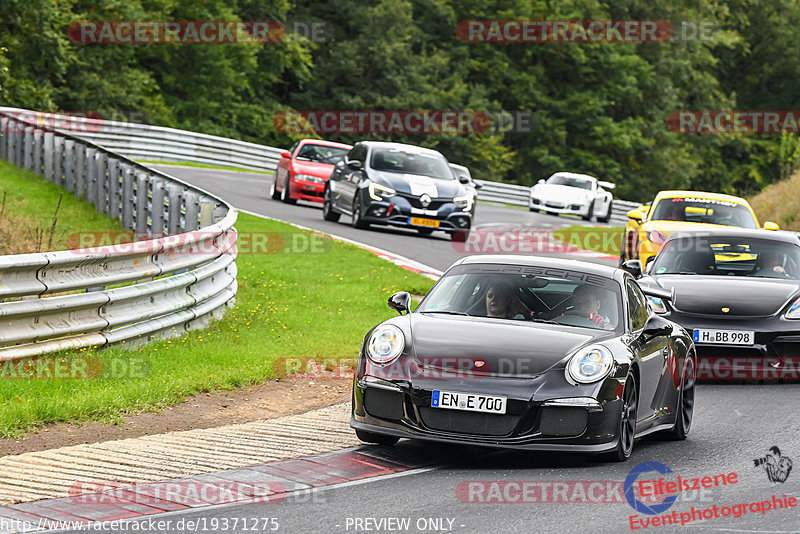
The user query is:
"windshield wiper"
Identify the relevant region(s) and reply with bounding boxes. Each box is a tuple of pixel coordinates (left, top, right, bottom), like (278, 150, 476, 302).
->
(530, 317, 558, 324)
(421, 310, 471, 316)
(658, 271, 697, 275)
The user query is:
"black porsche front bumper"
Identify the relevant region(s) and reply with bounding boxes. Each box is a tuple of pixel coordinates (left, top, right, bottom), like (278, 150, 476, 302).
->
(351, 371, 627, 452)
(663, 311, 800, 380)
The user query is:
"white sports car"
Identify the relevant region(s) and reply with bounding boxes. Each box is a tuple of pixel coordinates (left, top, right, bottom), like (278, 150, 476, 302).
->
(529, 172, 615, 222)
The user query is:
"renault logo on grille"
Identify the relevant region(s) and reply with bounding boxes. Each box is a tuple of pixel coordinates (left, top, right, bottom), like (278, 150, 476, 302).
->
(420, 194, 432, 207)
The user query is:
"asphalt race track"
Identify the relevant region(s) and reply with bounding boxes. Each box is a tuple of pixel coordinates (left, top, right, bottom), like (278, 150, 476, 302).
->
(153, 166, 618, 271)
(71, 165, 798, 534)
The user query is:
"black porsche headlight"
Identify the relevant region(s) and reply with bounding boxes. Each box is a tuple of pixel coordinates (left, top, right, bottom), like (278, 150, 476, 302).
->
(786, 297, 800, 319)
(567, 345, 613, 384)
(367, 325, 404, 364)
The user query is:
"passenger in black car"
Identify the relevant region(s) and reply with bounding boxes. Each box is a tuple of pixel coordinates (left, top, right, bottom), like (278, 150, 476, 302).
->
(485, 282, 527, 320)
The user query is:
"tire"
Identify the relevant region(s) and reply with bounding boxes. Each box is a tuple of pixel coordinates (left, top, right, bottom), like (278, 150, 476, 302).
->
(280, 177, 296, 204)
(351, 194, 369, 229)
(322, 187, 341, 222)
(583, 200, 595, 221)
(355, 429, 399, 446)
(662, 354, 695, 441)
(600, 373, 637, 462)
(417, 228, 435, 236)
(598, 201, 612, 223)
(269, 176, 281, 200)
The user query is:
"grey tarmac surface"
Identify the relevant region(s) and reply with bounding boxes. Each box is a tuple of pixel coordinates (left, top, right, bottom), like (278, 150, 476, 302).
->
(152, 165, 618, 271)
(51, 384, 800, 534)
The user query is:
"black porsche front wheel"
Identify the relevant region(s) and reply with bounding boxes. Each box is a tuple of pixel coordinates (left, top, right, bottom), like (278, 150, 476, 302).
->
(355, 429, 399, 446)
(664, 354, 695, 440)
(601, 374, 637, 462)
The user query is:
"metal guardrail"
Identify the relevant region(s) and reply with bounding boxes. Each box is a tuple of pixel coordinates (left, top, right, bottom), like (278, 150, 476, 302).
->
(0, 109, 283, 173)
(473, 178, 640, 226)
(0, 108, 238, 360)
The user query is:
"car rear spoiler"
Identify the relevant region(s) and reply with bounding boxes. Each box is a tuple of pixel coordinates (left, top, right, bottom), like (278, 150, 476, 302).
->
(598, 180, 616, 190)
(640, 285, 674, 302)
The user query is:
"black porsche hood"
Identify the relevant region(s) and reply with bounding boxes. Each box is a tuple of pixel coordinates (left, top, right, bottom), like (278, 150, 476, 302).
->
(407, 313, 609, 378)
(646, 275, 800, 316)
(369, 170, 465, 199)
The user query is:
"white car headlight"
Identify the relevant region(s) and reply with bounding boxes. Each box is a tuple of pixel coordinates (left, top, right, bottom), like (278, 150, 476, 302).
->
(454, 195, 473, 212)
(367, 325, 405, 364)
(566, 345, 614, 384)
(786, 297, 800, 319)
(369, 183, 397, 201)
(294, 174, 324, 183)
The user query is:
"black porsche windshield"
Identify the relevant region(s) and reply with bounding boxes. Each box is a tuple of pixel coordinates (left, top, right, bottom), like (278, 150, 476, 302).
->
(418, 265, 623, 331)
(547, 175, 594, 190)
(652, 237, 800, 278)
(370, 148, 453, 180)
(649, 197, 758, 228)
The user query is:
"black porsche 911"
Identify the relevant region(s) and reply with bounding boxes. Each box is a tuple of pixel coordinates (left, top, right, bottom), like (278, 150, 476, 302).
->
(623, 228, 800, 380)
(322, 141, 473, 240)
(350, 255, 696, 461)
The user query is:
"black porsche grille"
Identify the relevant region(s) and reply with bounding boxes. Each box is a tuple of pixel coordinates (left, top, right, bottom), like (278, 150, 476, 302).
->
(418, 407, 517, 436)
(538, 407, 588, 437)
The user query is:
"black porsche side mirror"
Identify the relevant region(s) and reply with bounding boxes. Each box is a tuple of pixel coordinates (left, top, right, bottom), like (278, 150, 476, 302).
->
(642, 315, 673, 340)
(388, 291, 411, 315)
(458, 175, 470, 184)
(347, 160, 362, 171)
(621, 259, 643, 278)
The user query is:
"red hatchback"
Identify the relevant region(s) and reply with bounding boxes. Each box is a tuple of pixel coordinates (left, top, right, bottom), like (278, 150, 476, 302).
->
(270, 139, 352, 204)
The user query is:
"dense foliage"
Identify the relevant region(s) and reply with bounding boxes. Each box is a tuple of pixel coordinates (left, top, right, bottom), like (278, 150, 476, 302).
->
(2, 0, 799, 202)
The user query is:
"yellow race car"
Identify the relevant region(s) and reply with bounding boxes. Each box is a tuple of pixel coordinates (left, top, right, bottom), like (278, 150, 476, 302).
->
(620, 190, 779, 267)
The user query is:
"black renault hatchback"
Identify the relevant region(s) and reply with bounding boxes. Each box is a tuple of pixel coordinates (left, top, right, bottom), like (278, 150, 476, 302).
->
(322, 141, 473, 240)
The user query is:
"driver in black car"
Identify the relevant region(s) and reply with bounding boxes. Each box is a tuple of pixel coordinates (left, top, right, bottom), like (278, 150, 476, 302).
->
(754, 250, 788, 277)
(570, 284, 611, 328)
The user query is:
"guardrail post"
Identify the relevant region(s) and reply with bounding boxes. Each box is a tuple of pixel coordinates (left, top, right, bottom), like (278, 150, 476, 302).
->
(107, 158, 120, 219)
(182, 191, 200, 232)
(94, 151, 109, 214)
(32, 129, 43, 176)
(0, 114, 7, 161)
(166, 184, 182, 234)
(199, 199, 215, 228)
(74, 145, 87, 200)
(120, 164, 134, 230)
(63, 140, 75, 192)
(150, 178, 166, 235)
(134, 170, 149, 234)
(52, 136, 64, 187)
(84, 147, 97, 203)
(23, 126, 33, 172)
(43, 131, 54, 181)
(13, 123, 23, 166)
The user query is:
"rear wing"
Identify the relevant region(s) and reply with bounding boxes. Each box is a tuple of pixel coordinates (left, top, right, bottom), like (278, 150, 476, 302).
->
(598, 180, 616, 190)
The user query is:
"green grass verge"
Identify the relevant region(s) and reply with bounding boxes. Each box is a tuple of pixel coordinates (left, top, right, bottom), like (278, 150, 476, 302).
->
(0, 160, 125, 252)
(551, 225, 623, 256)
(136, 159, 275, 175)
(0, 212, 436, 438)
